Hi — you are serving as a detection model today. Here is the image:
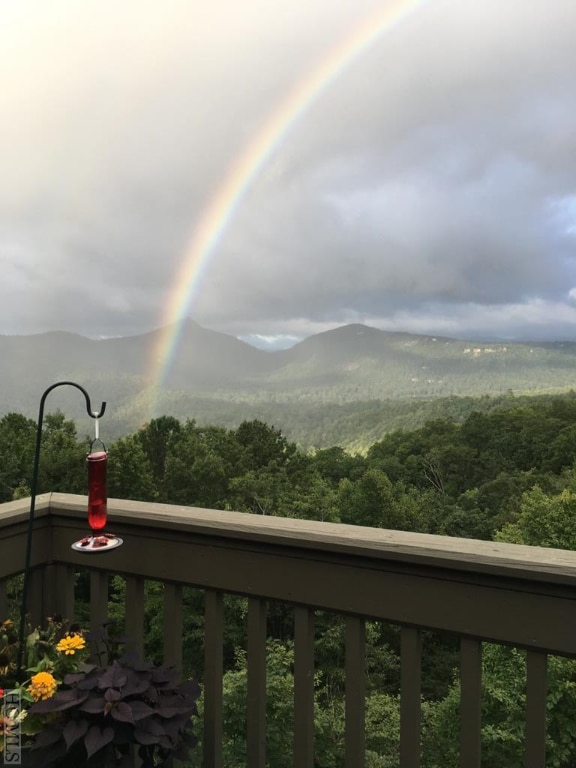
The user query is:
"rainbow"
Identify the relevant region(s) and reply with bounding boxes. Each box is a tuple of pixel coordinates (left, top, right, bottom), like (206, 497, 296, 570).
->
(149, 0, 429, 412)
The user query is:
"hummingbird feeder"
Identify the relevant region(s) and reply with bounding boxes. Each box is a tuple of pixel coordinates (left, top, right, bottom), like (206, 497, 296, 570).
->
(71, 416, 123, 552)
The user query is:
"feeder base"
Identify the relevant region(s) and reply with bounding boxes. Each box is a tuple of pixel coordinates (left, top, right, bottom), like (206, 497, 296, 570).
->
(71, 533, 123, 553)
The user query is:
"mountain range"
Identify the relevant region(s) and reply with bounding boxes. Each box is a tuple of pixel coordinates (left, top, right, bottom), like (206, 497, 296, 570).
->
(2, 321, 576, 448)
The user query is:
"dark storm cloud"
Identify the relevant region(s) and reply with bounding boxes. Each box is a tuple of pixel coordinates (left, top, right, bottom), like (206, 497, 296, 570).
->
(193, 0, 576, 339)
(2, 0, 576, 342)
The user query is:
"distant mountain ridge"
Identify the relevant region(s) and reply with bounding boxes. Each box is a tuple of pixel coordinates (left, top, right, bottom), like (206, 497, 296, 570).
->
(2, 320, 576, 443)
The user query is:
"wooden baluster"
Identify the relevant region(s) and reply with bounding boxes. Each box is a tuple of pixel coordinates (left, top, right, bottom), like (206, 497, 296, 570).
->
(345, 616, 365, 768)
(204, 590, 224, 768)
(525, 651, 547, 768)
(460, 638, 482, 768)
(90, 570, 109, 631)
(125, 575, 145, 658)
(247, 598, 267, 768)
(294, 606, 315, 767)
(163, 582, 183, 670)
(400, 627, 422, 768)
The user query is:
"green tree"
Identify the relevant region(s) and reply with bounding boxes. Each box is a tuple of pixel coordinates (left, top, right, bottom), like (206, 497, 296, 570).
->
(162, 423, 237, 507)
(311, 446, 366, 486)
(228, 466, 292, 516)
(107, 433, 156, 501)
(235, 420, 296, 472)
(338, 470, 417, 531)
(137, 416, 182, 492)
(0, 412, 36, 501)
(496, 485, 576, 550)
(38, 411, 87, 494)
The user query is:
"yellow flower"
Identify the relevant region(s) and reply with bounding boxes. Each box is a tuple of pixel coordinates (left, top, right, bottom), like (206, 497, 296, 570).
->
(28, 671, 57, 701)
(56, 634, 86, 655)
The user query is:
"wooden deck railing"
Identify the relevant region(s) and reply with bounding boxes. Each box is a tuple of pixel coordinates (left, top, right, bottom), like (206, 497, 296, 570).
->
(3, 492, 576, 767)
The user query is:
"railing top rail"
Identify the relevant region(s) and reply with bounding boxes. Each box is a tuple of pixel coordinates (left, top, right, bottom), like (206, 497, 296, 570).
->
(0, 494, 51, 527)
(43, 493, 576, 586)
(3, 493, 576, 587)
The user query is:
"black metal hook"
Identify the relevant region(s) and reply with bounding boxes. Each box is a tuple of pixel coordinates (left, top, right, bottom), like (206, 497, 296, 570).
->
(39, 380, 106, 420)
(17, 382, 106, 672)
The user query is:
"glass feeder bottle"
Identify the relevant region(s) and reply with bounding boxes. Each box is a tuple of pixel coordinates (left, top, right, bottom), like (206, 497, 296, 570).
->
(87, 450, 108, 531)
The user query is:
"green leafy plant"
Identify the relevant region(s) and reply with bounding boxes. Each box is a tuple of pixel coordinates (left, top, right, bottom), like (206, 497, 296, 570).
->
(31, 656, 199, 767)
(1, 619, 200, 767)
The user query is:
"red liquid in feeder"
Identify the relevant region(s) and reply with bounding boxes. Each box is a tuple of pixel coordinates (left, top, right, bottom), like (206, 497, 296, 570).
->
(87, 450, 108, 531)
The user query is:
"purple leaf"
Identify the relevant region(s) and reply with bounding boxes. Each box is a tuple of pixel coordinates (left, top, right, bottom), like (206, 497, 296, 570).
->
(31, 689, 88, 713)
(122, 676, 150, 697)
(143, 684, 158, 702)
(104, 688, 122, 702)
(133, 728, 159, 746)
(63, 719, 88, 750)
(110, 701, 135, 723)
(63, 673, 86, 685)
(98, 663, 127, 689)
(79, 695, 105, 714)
(178, 679, 201, 699)
(150, 667, 177, 685)
(77, 676, 99, 691)
(84, 725, 114, 759)
(33, 725, 62, 747)
(134, 717, 165, 737)
(127, 700, 157, 720)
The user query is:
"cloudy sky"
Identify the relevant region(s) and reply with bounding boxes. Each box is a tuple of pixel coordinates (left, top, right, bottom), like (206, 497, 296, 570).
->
(2, 0, 576, 347)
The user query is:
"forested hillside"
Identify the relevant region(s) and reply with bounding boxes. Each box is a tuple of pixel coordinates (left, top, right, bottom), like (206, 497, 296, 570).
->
(144, 390, 573, 453)
(4, 322, 576, 450)
(3, 396, 576, 766)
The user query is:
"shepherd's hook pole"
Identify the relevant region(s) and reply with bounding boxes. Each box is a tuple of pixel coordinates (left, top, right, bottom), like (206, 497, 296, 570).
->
(17, 381, 106, 672)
